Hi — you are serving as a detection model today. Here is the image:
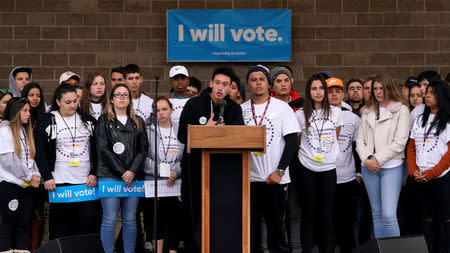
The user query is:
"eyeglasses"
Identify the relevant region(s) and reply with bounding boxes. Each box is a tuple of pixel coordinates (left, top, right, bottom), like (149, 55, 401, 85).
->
(113, 93, 130, 98)
(0, 89, 13, 94)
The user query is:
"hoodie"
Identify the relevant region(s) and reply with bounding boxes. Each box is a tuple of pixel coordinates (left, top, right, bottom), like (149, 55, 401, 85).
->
(9, 66, 32, 97)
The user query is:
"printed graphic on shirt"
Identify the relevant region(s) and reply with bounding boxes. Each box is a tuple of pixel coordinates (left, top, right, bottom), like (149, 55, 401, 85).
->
(336, 111, 360, 184)
(169, 98, 189, 123)
(241, 98, 300, 184)
(296, 106, 342, 172)
(133, 94, 154, 122)
(411, 114, 450, 177)
(90, 102, 103, 120)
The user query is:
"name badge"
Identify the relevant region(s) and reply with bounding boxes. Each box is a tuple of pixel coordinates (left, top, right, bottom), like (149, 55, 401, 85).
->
(69, 152, 80, 167)
(160, 163, 171, 177)
(253, 151, 265, 156)
(313, 147, 325, 163)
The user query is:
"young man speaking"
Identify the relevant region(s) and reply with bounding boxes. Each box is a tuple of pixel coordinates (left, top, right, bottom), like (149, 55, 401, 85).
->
(177, 66, 244, 252)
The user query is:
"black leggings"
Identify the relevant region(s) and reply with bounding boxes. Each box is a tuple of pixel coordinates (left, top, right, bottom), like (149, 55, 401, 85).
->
(0, 182, 34, 251)
(416, 172, 450, 253)
(334, 179, 360, 253)
(298, 163, 336, 253)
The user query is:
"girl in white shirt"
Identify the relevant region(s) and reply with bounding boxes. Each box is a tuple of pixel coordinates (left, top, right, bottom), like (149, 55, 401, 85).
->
(144, 97, 184, 253)
(407, 80, 450, 253)
(295, 74, 342, 253)
(0, 97, 40, 252)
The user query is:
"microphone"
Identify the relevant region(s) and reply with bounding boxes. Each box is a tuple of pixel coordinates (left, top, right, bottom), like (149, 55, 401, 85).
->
(216, 99, 227, 125)
(154, 75, 160, 88)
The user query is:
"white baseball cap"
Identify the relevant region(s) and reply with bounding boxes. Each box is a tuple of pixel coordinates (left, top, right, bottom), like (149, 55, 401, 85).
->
(169, 65, 189, 78)
(59, 71, 81, 84)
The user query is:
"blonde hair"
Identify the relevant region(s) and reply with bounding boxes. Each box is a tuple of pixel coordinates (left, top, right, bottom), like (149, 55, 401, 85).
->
(9, 108, 36, 159)
(107, 84, 142, 131)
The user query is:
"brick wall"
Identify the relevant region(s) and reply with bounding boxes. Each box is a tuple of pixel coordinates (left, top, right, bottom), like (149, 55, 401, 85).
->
(1, 0, 450, 99)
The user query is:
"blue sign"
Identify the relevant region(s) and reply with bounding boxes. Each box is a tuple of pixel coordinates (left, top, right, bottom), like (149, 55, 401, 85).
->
(48, 184, 99, 203)
(167, 9, 291, 62)
(98, 180, 145, 198)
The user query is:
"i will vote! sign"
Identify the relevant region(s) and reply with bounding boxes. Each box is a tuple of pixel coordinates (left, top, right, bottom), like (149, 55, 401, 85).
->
(167, 9, 291, 62)
(98, 180, 145, 198)
(48, 184, 99, 203)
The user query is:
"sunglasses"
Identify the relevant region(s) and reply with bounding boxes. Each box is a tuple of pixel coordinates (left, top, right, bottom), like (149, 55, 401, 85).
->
(0, 88, 13, 94)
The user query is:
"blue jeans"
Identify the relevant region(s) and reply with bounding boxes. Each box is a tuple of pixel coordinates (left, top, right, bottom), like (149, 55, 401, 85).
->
(99, 178, 140, 253)
(362, 165, 402, 238)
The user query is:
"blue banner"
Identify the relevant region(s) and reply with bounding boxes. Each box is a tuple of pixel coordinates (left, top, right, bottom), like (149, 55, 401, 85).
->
(98, 181, 145, 198)
(48, 184, 99, 203)
(167, 9, 291, 62)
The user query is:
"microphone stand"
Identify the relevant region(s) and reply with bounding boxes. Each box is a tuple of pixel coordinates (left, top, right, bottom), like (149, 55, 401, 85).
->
(153, 74, 160, 253)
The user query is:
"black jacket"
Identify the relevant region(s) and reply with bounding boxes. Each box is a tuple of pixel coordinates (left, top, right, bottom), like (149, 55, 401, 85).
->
(177, 87, 244, 220)
(96, 113, 149, 180)
(34, 111, 97, 182)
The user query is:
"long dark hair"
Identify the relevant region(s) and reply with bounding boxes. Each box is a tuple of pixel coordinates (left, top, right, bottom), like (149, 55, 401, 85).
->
(303, 74, 330, 132)
(421, 80, 450, 136)
(80, 72, 108, 115)
(50, 83, 89, 124)
(21, 82, 46, 125)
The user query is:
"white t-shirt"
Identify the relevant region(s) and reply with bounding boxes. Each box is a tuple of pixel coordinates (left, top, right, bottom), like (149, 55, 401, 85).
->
(410, 103, 425, 130)
(89, 101, 103, 120)
(0, 124, 34, 187)
(157, 127, 181, 164)
(241, 97, 300, 184)
(336, 110, 360, 184)
(117, 115, 128, 125)
(410, 114, 450, 178)
(133, 93, 154, 122)
(52, 112, 92, 184)
(342, 101, 352, 111)
(169, 98, 189, 124)
(296, 106, 343, 172)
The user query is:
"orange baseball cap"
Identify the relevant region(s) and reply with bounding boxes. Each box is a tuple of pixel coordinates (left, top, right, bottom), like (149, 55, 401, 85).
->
(326, 77, 345, 89)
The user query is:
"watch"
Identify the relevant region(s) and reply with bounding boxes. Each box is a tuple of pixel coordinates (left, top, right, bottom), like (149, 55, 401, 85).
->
(277, 169, 285, 177)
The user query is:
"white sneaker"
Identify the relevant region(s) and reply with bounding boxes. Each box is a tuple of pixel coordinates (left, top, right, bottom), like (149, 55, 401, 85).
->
(145, 242, 153, 251)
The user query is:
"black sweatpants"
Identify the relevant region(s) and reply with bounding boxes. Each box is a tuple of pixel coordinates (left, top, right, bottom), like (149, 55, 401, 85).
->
(298, 163, 336, 253)
(334, 179, 360, 253)
(143, 197, 182, 250)
(250, 182, 288, 253)
(0, 182, 34, 251)
(49, 199, 100, 239)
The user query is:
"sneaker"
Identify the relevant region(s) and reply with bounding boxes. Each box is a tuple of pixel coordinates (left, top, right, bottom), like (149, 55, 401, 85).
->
(145, 242, 153, 251)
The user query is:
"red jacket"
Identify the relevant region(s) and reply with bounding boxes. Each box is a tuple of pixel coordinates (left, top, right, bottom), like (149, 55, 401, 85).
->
(270, 90, 303, 112)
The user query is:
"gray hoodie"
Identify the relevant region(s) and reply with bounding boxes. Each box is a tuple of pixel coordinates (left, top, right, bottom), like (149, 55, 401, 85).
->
(9, 66, 32, 97)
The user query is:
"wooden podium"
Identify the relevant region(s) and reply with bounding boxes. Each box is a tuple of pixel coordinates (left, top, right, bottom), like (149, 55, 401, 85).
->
(187, 125, 266, 253)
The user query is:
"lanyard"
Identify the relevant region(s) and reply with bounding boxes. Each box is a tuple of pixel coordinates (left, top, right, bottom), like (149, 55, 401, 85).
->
(311, 110, 326, 140)
(251, 97, 271, 126)
(59, 112, 77, 150)
(19, 128, 30, 168)
(158, 124, 172, 162)
(422, 119, 434, 150)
